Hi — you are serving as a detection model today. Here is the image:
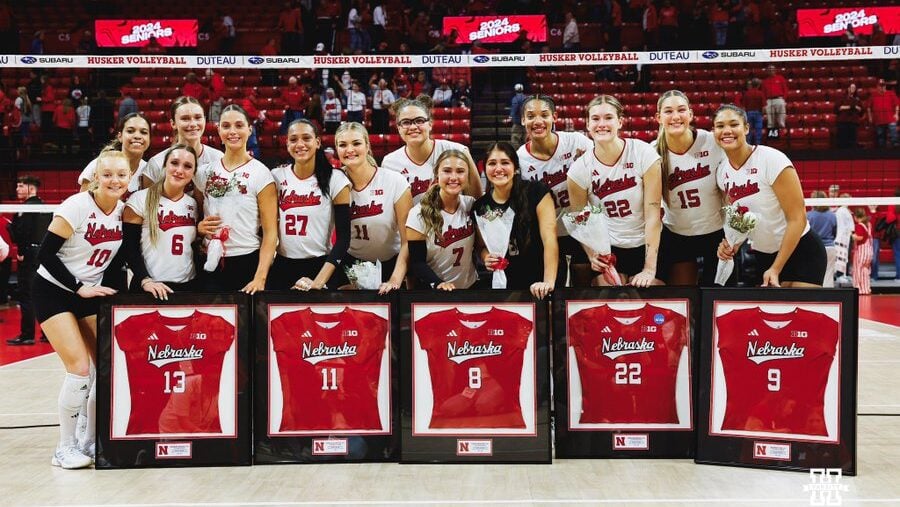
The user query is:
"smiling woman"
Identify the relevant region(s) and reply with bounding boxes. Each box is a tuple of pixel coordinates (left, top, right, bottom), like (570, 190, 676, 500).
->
(31, 148, 131, 469)
(196, 104, 277, 294)
(77, 112, 151, 193)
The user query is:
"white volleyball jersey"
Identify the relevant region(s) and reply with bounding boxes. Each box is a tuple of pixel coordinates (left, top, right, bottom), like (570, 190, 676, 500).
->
(125, 189, 198, 283)
(568, 138, 661, 249)
(78, 158, 147, 194)
(381, 139, 469, 204)
(716, 145, 809, 254)
(272, 165, 351, 259)
(517, 131, 593, 236)
(348, 168, 410, 262)
(145, 144, 225, 184)
(651, 129, 725, 235)
(37, 192, 125, 291)
(197, 158, 276, 257)
(406, 195, 477, 288)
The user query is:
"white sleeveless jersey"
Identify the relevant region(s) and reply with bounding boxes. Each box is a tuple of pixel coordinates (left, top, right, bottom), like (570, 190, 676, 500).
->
(272, 165, 351, 259)
(145, 144, 225, 184)
(381, 139, 469, 204)
(568, 138, 661, 249)
(78, 158, 147, 194)
(348, 168, 410, 262)
(517, 131, 594, 236)
(650, 129, 725, 235)
(406, 195, 477, 289)
(37, 192, 124, 291)
(125, 189, 198, 283)
(717, 145, 809, 254)
(196, 158, 276, 257)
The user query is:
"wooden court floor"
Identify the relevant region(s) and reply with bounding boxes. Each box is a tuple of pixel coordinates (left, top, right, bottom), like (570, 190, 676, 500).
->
(0, 301, 898, 506)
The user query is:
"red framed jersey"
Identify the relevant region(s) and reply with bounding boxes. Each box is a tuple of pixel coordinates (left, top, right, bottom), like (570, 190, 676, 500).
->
(414, 307, 533, 430)
(714, 306, 839, 438)
(269, 307, 388, 433)
(568, 304, 688, 425)
(113, 310, 236, 437)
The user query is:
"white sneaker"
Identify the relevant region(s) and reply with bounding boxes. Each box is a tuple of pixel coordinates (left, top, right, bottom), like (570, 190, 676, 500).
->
(79, 441, 95, 464)
(51, 446, 93, 469)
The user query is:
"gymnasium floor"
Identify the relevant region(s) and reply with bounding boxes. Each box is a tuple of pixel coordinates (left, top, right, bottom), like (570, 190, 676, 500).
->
(0, 297, 897, 507)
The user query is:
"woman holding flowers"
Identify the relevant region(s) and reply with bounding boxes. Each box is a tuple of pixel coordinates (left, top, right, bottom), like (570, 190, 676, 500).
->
(567, 95, 663, 287)
(196, 104, 277, 293)
(652, 90, 726, 285)
(713, 104, 825, 287)
(474, 141, 558, 299)
(334, 122, 412, 294)
(406, 149, 478, 290)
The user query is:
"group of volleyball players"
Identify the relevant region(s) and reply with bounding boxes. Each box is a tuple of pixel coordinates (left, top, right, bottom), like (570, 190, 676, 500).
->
(36, 87, 825, 468)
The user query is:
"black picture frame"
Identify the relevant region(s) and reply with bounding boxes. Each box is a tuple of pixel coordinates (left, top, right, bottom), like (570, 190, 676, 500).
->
(398, 290, 551, 464)
(96, 292, 252, 468)
(695, 288, 858, 475)
(253, 291, 399, 464)
(552, 287, 700, 458)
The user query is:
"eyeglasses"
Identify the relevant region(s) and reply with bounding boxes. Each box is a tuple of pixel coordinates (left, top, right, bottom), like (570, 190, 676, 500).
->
(398, 117, 429, 129)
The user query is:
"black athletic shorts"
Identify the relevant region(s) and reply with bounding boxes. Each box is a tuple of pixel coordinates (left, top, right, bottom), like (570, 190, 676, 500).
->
(753, 230, 827, 285)
(657, 227, 725, 286)
(559, 235, 589, 263)
(202, 251, 261, 292)
(611, 245, 647, 277)
(32, 274, 102, 323)
(267, 255, 329, 290)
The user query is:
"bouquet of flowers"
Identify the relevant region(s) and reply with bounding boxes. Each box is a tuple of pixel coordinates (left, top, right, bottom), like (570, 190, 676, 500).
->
(475, 206, 515, 288)
(715, 203, 758, 285)
(202, 173, 241, 272)
(563, 205, 622, 286)
(345, 260, 382, 290)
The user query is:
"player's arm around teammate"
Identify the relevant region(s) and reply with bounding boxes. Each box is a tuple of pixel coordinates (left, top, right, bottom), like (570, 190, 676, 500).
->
(567, 95, 663, 287)
(714, 104, 825, 287)
(123, 144, 199, 300)
(78, 112, 151, 193)
(269, 119, 352, 291)
(142, 96, 224, 189)
(196, 104, 277, 294)
(405, 149, 478, 291)
(335, 122, 413, 294)
(476, 142, 557, 299)
(382, 95, 482, 203)
(653, 90, 727, 285)
(34, 150, 131, 469)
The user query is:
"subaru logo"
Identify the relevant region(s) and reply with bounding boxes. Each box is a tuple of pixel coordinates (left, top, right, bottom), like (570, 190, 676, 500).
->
(701, 51, 719, 59)
(247, 56, 264, 65)
(472, 55, 489, 63)
(21, 56, 37, 64)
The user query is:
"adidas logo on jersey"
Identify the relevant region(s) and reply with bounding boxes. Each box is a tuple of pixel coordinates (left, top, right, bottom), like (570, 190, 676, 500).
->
(147, 344, 204, 368)
(302, 330, 313, 338)
(447, 329, 459, 337)
(746, 341, 805, 364)
(748, 329, 760, 336)
(447, 340, 502, 364)
(302, 341, 357, 365)
(89, 213, 96, 219)
(601, 337, 655, 360)
(147, 332, 160, 341)
(601, 325, 612, 333)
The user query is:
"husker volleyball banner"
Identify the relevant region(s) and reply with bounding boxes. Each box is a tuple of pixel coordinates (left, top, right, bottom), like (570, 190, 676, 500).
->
(95, 19, 199, 47)
(797, 7, 900, 37)
(443, 15, 547, 43)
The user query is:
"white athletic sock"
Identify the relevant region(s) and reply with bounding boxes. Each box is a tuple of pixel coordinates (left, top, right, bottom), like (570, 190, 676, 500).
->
(82, 376, 96, 450)
(75, 363, 94, 446)
(58, 373, 90, 449)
